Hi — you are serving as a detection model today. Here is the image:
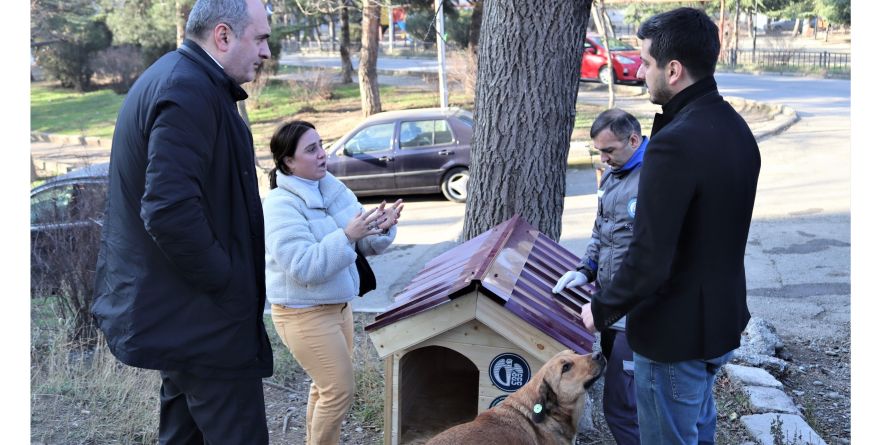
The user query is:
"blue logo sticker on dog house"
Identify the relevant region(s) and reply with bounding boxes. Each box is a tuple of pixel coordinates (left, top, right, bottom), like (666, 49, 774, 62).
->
(489, 395, 507, 409)
(489, 353, 531, 392)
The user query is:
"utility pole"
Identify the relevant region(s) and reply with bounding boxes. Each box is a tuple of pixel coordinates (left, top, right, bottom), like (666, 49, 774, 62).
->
(435, 0, 448, 108)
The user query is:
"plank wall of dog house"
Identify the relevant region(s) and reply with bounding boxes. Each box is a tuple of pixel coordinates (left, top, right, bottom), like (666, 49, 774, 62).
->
(369, 290, 576, 444)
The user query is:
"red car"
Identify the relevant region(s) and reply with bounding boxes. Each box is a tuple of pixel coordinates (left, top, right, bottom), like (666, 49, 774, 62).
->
(580, 33, 642, 85)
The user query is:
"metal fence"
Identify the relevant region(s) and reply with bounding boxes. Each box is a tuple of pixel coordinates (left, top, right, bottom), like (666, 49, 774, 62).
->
(724, 49, 851, 73)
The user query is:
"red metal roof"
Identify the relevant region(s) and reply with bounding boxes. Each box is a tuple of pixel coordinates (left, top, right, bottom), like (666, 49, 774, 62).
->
(365, 215, 598, 354)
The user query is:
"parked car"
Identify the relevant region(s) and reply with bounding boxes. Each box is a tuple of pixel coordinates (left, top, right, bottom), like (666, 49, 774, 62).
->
(30, 163, 108, 293)
(767, 18, 797, 33)
(325, 107, 473, 203)
(580, 33, 643, 85)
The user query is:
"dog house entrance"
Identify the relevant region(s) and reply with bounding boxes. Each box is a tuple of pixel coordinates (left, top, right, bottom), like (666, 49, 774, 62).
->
(399, 345, 478, 443)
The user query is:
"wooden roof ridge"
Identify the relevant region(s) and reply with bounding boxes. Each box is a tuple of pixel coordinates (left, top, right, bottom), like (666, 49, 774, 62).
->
(366, 215, 526, 331)
(365, 215, 597, 354)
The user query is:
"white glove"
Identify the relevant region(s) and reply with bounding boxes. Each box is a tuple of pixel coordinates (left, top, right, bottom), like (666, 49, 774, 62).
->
(552, 270, 589, 294)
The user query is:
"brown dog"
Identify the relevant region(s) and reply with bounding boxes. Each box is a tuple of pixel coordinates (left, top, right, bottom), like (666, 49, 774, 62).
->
(426, 350, 605, 445)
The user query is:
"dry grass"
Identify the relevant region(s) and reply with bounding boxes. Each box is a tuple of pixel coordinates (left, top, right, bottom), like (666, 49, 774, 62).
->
(30, 306, 387, 444)
(31, 301, 160, 444)
(351, 313, 386, 427)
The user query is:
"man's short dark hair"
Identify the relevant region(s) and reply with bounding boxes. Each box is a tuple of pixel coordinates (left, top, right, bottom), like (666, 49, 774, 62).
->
(590, 108, 641, 141)
(637, 7, 720, 80)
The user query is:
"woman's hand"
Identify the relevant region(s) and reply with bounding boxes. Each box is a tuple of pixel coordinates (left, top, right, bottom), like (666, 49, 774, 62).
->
(375, 199, 404, 232)
(344, 207, 382, 242)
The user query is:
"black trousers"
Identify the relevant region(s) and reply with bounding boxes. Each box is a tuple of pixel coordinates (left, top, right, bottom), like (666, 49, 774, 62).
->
(601, 329, 641, 445)
(159, 370, 269, 445)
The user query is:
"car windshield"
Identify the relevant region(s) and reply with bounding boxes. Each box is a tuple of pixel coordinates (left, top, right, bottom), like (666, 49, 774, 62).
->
(591, 37, 635, 51)
(31, 182, 107, 225)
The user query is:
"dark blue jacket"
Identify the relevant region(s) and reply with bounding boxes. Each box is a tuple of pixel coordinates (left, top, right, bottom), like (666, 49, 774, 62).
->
(591, 77, 761, 362)
(92, 40, 273, 378)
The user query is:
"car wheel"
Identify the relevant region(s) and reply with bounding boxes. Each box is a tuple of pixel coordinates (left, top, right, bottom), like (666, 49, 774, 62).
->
(598, 65, 613, 85)
(441, 167, 469, 203)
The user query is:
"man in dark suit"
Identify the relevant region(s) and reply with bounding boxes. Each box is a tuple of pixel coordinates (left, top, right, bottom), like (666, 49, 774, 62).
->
(579, 7, 761, 444)
(91, 0, 274, 442)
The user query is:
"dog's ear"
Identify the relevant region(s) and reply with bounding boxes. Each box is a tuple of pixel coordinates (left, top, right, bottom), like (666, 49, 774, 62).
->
(531, 378, 559, 423)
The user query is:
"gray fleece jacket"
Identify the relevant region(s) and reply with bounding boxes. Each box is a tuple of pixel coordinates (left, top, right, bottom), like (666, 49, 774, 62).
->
(263, 171, 396, 307)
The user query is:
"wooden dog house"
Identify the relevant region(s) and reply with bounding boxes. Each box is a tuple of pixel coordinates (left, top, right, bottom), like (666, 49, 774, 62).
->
(365, 216, 598, 444)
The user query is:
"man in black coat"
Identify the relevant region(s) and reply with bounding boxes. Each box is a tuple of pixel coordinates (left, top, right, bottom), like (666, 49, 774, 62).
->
(91, 0, 274, 442)
(579, 8, 761, 444)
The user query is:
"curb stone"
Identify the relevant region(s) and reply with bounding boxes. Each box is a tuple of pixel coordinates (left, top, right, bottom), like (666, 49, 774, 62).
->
(724, 96, 799, 142)
(740, 413, 827, 445)
(744, 385, 800, 414)
(725, 341, 831, 444)
(31, 131, 107, 148)
(724, 364, 784, 388)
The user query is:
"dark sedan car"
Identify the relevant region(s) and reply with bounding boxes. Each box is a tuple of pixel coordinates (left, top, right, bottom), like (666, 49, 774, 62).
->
(31, 163, 108, 293)
(325, 107, 473, 203)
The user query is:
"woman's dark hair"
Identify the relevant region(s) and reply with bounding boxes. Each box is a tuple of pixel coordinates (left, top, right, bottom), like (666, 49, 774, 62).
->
(268, 120, 316, 189)
(637, 7, 720, 81)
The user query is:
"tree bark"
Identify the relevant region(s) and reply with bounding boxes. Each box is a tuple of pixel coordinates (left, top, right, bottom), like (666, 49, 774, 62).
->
(462, 0, 593, 242)
(339, 0, 354, 83)
(359, 0, 382, 116)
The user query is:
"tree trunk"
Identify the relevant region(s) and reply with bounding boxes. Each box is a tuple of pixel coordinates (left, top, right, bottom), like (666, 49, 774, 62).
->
(732, 1, 739, 65)
(329, 12, 336, 47)
(745, 8, 753, 37)
(31, 154, 39, 182)
(592, 2, 614, 109)
(718, 0, 726, 62)
(312, 17, 321, 43)
(359, 0, 382, 116)
(175, 0, 191, 47)
(466, 1, 483, 96)
(340, 0, 354, 83)
(601, 3, 615, 37)
(462, 0, 593, 242)
(751, 1, 758, 62)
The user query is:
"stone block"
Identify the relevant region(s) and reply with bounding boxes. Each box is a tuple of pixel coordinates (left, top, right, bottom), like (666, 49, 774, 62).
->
(724, 364, 783, 388)
(744, 386, 799, 414)
(741, 413, 827, 445)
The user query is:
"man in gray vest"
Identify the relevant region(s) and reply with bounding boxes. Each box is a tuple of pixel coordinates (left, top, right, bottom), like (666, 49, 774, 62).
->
(553, 108, 647, 444)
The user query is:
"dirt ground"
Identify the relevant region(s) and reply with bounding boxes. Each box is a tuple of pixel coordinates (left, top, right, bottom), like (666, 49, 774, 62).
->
(261, 313, 850, 445)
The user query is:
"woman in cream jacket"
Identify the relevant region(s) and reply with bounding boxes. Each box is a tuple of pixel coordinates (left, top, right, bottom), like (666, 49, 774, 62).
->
(263, 120, 403, 445)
